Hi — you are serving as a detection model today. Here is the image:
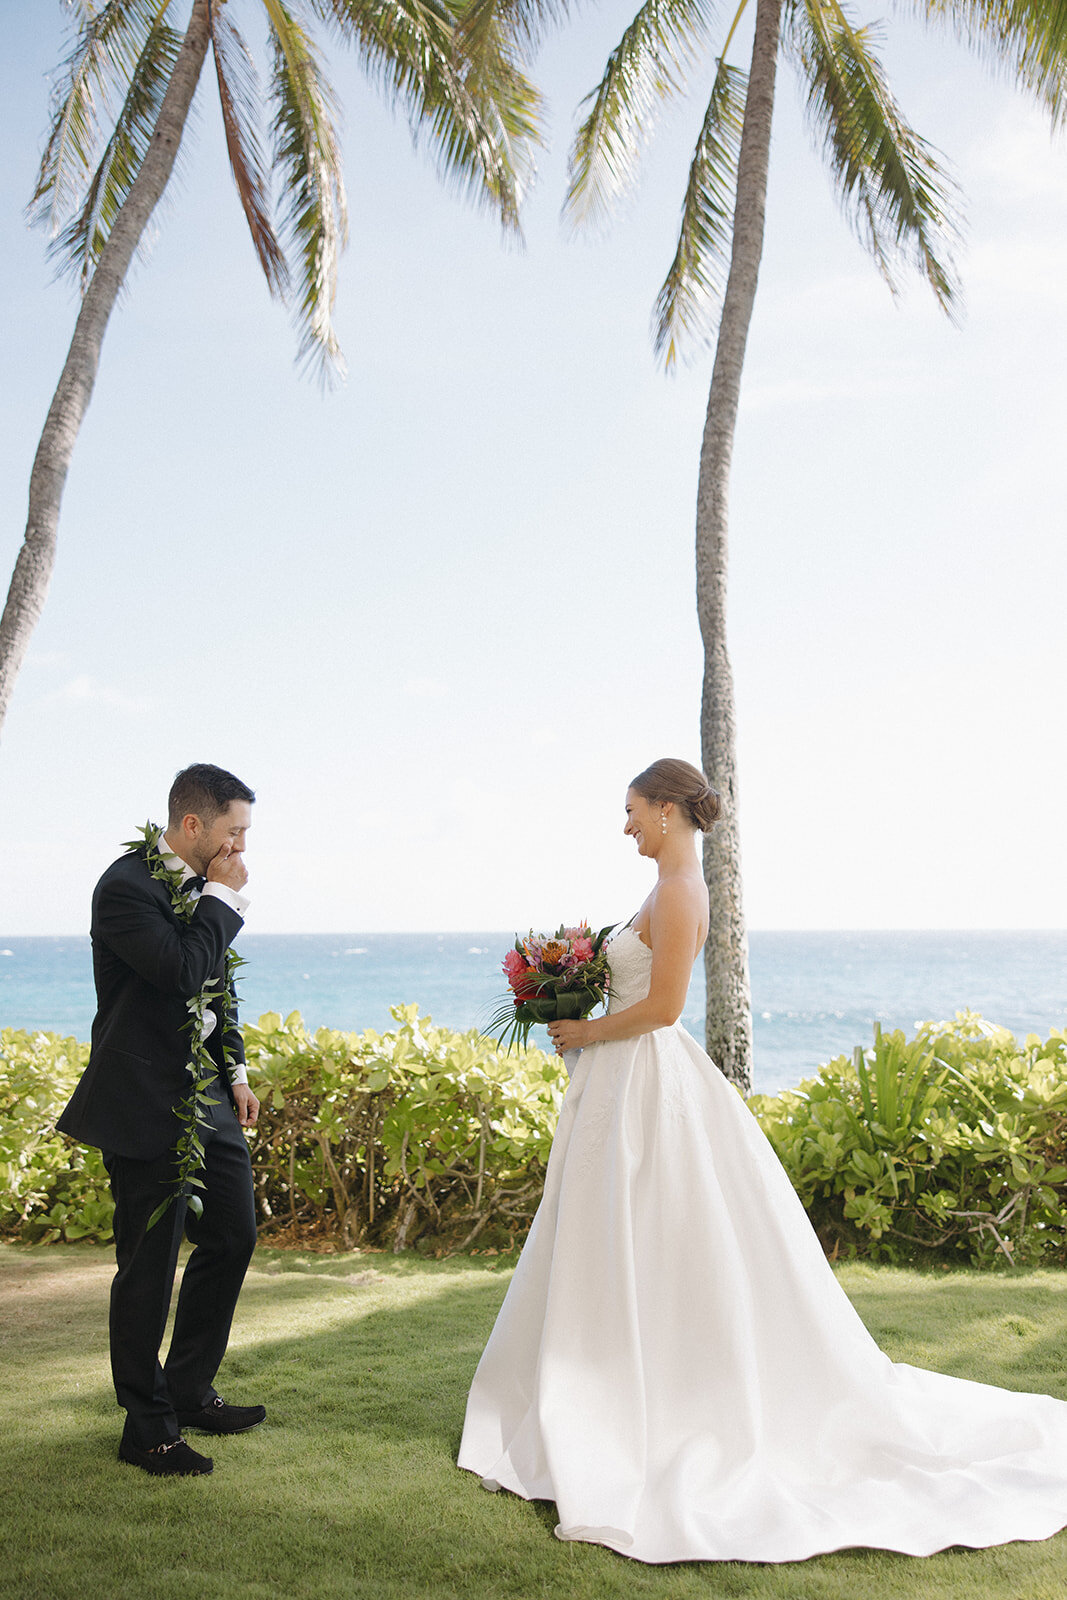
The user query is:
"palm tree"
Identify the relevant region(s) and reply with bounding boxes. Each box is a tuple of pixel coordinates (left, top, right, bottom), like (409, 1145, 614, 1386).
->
(0, 0, 544, 736)
(567, 0, 1067, 1091)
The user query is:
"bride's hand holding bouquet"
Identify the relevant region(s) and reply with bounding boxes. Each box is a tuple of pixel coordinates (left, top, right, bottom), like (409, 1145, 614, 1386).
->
(546, 1014, 594, 1053)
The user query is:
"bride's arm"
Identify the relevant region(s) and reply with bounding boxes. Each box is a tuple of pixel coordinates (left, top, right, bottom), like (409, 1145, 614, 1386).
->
(547, 881, 703, 1051)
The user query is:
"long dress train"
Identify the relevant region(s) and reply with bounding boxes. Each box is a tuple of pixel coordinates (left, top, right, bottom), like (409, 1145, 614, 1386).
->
(457, 926, 1067, 1564)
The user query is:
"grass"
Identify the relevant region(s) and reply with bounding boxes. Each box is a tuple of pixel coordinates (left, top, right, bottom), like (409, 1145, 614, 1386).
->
(2, 1243, 1067, 1600)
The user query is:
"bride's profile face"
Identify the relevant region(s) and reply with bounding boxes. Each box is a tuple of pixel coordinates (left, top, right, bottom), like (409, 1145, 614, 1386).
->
(623, 787, 660, 856)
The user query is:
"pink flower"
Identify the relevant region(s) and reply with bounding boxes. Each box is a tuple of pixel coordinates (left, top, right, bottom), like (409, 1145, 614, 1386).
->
(503, 948, 529, 990)
(572, 937, 594, 963)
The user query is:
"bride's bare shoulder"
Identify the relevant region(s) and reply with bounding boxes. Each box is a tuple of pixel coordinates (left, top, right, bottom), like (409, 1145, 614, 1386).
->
(650, 873, 709, 934)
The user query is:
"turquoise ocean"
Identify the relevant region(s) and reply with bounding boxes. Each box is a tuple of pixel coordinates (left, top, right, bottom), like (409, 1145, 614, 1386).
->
(2, 930, 1065, 1095)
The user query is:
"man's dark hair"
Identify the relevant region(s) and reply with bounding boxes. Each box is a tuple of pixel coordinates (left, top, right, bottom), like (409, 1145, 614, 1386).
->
(168, 764, 256, 827)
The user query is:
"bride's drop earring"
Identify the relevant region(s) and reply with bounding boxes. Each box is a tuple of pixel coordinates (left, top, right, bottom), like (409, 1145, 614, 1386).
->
(660, 812, 668, 835)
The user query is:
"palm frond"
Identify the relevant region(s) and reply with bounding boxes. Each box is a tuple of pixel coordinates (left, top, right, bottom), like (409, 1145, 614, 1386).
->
(29, 0, 178, 235)
(787, 0, 962, 311)
(917, 0, 1067, 125)
(263, 0, 349, 382)
(51, 7, 184, 288)
(440, 0, 543, 224)
(565, 0, 720, 231)
(652, 57, 746, 368)
(312, 0, 542, 233)
(59, 0, 101, 22)
(209, 5, 289, 297)
(451, 0, 567, 56)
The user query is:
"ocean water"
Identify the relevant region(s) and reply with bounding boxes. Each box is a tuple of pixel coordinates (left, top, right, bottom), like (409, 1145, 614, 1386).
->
(3, 930, 1065, 1095)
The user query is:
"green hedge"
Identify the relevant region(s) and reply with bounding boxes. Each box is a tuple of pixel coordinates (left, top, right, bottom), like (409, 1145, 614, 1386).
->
(749, 1012, 1067, 1266)
(243, 1005, 563, 1252)
(5, 1009, 1067, 1264)
(0, 1028, 112, 1243)
(0, 1009, 564, 1253)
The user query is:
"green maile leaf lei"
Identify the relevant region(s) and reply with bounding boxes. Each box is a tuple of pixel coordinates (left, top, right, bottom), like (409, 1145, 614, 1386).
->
(124, 822, 247, 1231)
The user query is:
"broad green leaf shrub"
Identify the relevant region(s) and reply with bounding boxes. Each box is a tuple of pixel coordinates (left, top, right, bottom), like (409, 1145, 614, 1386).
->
(749, 1013, 1067, 1266)
(9, 1008, 1067, 1264)
(239, 1004, 565, 1251)
(2, 1009, 564, 1252)
(0, 1028, 113, 1242)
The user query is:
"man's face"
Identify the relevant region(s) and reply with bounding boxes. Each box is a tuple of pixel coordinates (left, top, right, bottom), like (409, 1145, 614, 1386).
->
(190, 800, 253, 875)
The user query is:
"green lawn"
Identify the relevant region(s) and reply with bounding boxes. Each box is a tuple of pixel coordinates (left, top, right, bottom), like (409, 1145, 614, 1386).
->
(2, 1242, 1066, 1600)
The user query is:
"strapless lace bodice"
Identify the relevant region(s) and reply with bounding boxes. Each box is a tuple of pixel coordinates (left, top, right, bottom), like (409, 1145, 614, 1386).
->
(606, 925, 653, 1012)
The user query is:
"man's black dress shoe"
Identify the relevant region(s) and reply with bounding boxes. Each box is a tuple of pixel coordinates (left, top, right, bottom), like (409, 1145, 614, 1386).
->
(119, 1436, 214, 1476)
(175, 1396, 267, 1434)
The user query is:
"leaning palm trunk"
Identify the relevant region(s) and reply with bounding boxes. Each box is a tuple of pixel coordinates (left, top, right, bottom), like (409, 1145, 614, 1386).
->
(696, 0, 783, 1092)
(0, 0, 211, 737)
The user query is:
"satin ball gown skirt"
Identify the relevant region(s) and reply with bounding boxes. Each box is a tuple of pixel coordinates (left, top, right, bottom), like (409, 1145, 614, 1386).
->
(458, 928, 1067, 1564)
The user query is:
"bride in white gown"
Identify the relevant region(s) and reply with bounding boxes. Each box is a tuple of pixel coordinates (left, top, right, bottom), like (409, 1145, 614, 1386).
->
(458, 758, 1067, 1564)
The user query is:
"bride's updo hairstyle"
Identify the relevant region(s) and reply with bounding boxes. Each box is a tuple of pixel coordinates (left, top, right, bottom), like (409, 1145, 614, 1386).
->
(630, 758, 721, 833)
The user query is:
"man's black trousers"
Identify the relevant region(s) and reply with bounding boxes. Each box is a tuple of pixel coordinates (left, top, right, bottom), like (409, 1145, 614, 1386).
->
(103, 1081, 257, 1449)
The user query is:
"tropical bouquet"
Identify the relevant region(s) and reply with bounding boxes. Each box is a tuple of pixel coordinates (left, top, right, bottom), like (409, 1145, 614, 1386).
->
(487, 923, 615, 1050)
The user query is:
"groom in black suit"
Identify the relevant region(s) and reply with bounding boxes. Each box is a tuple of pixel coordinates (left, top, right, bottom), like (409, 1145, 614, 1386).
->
(58, 763, 264, 1476)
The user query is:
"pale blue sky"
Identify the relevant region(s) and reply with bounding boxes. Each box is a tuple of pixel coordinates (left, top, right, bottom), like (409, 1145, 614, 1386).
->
(1, 4, 1065, 935)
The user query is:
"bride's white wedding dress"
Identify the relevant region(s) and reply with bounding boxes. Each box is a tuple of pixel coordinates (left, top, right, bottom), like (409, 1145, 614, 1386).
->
(458, 926, 1067, 1564)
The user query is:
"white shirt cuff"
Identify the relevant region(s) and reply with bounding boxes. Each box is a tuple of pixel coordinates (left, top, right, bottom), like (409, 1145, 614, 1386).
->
(230, 1063, 249, 1087)
(202, 882, 249, 917)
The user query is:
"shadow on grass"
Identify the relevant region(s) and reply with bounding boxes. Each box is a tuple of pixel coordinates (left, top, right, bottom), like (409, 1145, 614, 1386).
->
(239, 1272, 509, 1452)
(839, 1270, 1067, 1395)
(1, 1263, 510, 1447)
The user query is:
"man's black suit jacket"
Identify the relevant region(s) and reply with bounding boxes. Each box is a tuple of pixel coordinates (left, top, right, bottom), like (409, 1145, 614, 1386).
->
(57, 848, 246, 1161)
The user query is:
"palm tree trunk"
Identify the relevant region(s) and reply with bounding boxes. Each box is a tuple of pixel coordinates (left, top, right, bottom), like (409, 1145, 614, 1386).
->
(0, 0, 212, 738)
(695, 0, 783, 1093)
